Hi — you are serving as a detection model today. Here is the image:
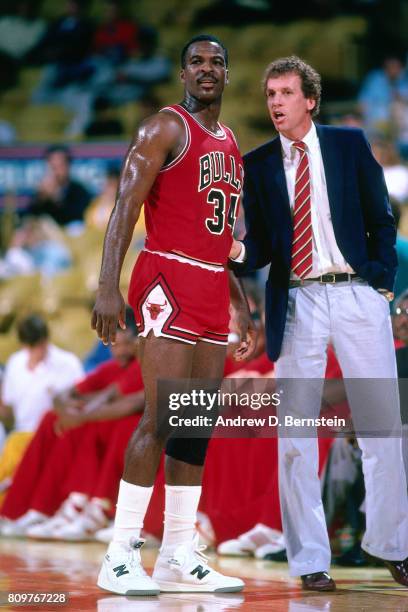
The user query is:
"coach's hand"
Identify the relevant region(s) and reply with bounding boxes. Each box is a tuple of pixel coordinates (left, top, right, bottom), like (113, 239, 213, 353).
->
(234, 307, 257, 361)
(229, 239, 243, 261)
(91, 287, 126, 345)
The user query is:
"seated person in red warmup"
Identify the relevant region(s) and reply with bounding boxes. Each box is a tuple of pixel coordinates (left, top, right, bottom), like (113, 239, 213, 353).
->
(0, 311, 163, 539)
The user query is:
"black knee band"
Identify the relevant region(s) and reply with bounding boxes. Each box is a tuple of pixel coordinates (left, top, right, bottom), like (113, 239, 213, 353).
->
(165, 437, 210, 466)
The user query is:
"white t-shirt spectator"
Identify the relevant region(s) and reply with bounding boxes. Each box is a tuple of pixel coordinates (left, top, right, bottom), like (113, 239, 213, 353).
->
(2, 344, 84, 432)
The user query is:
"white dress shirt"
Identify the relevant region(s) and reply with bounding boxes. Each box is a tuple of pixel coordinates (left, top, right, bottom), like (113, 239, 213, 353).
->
(2, 344, 84, 432)
(280, 123, 354, 278)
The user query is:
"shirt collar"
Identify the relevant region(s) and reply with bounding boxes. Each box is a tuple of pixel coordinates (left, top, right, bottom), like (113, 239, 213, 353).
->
(23, 344, 51, 371)
(280, 122, 318, 159)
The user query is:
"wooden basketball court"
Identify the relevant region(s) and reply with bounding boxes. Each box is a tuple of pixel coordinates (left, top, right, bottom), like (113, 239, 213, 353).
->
(0, 539, 407, 611)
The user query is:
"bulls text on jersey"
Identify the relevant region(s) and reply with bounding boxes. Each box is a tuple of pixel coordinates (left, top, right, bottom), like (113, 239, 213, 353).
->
(198, 152, 242, 192)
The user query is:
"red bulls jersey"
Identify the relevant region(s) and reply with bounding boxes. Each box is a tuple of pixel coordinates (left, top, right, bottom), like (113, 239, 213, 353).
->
(144, 104, 243, 266)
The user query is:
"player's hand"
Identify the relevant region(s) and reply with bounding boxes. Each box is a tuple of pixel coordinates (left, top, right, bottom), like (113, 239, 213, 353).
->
(54, 410, 85, 435)
(53, 398, 83, 416)
(91, 288, 126, 345)
(229, 239, 243, 260)
(233, 308, 257, 361)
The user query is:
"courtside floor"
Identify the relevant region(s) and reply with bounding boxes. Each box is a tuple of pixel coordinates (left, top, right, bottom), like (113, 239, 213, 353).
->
(0, 539, 407, 611)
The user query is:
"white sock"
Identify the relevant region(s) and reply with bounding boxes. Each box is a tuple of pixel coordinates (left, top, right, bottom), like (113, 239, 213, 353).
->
(110, 479, 153, 548)
(161, 485, 202, 556)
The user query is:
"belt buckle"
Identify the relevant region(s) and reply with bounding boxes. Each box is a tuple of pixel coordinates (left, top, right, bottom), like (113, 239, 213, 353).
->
(320, 273, 336, 284)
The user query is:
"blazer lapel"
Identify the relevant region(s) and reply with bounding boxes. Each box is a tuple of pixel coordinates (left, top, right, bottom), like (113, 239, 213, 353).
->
(264, 138, 293, 264)
(269, 139, 290, 208)
(316, 124, 343, 229)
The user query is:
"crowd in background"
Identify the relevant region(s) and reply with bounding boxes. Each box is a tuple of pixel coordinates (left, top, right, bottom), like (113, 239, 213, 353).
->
(0, 0, 407, 141)
(0, 0, 172, 138)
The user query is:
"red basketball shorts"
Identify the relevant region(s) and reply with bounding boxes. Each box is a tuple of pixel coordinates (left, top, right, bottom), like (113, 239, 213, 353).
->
(128, 249, 230, 345)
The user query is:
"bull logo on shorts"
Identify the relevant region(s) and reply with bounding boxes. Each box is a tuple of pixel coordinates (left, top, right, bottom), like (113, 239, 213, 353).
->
(146, 299, 167, 320)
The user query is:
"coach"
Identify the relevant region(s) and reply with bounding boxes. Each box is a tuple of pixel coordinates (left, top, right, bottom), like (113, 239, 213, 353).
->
(230, 56, 408, 591)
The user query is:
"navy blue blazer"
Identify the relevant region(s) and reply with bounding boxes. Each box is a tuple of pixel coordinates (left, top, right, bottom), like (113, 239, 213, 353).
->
(237, 124, 397, 361)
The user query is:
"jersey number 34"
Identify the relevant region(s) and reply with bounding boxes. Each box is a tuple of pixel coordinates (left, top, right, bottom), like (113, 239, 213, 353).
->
(205, 188, 239, 235)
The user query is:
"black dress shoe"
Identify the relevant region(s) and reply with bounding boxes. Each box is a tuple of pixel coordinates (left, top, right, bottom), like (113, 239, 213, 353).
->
(301, 571, 336, 591)
(366, 554, 408, 587)
(263, 549, 287, 562)
(334, 543, 369, 567)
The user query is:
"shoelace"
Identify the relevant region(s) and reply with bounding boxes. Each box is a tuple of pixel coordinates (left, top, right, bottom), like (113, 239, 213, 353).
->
(194, 543, 209, 564)
(127, 553, 146, 576)
(123, 540, 147, 577)
(169, 537, 213, 571)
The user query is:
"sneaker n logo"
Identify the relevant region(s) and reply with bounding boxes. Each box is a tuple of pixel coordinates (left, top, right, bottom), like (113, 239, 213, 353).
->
(190, 565, 210, 580)
(113, 564, 129, 577)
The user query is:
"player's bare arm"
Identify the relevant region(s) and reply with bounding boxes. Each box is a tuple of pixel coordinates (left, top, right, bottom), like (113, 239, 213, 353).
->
(92, 112, 187, 345)
(81, 390, 145, 422)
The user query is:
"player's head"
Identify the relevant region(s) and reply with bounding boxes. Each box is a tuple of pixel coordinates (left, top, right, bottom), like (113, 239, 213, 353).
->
(181, 35, 228, 69)
(262, 56, 321, 139)
(180, 35, 229, 103)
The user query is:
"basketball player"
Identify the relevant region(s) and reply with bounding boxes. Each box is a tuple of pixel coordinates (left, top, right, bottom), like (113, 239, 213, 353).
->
(92, 35, 255, 595)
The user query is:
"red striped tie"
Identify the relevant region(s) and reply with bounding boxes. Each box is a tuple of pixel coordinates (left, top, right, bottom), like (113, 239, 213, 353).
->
(291, 140, 313, 278)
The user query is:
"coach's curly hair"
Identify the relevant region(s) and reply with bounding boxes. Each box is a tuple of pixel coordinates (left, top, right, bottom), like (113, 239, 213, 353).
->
(262, 56, 321, 117)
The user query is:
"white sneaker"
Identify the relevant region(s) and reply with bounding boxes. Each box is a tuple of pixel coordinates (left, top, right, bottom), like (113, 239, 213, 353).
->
(60, 492, 89, 520)
(55, 515, 95, 541)
(217, 538, 254, 557)
(97, 538, 160, 596)
(254, 537, 286, 560)
(26, 495, 87, 540)
(0, 510, 48, 537)
(26, 514, 70, 540)
(153, 534, 244, 593)
(55, 500, 109, 541)
(217, 523, 285, 558)
(95, 523, 114, 544)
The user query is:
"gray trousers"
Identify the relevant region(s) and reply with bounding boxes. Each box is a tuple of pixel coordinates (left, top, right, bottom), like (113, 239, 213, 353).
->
(276, 280, 408, 576)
